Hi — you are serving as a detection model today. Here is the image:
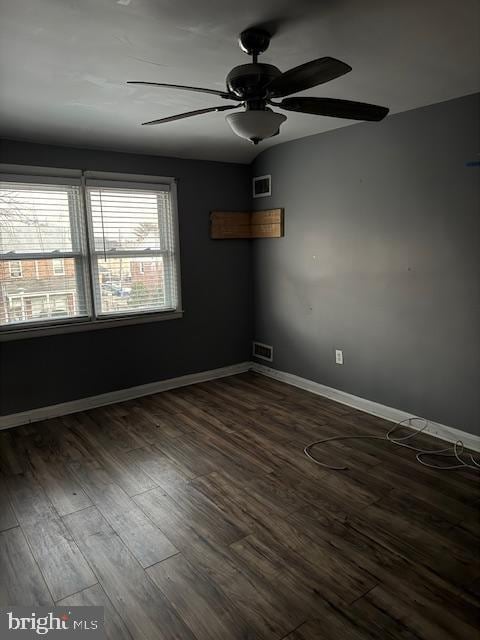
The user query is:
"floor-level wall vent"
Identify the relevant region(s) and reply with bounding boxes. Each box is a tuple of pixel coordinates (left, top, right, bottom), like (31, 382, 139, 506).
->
(252, 341, 273, 362)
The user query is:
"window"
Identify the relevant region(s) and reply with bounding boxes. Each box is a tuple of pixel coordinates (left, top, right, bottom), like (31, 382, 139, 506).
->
(0, 171, 181, 335)
(85, 180, 178, 317)
(52, 258, 65, 275)
(0, 181, 88, 327)
(9, 260, 23, 278)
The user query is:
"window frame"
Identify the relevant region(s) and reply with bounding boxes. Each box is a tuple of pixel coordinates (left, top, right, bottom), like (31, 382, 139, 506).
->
(0, 174, 90, 328)
(0, 167, 183, 341)
(8, 260, 23, 278)
(84, 179, 178, 319)
(52, 258, 65, 276)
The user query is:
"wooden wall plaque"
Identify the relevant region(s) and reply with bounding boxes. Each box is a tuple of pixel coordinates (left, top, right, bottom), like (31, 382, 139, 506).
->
(210, 208, 284, 239)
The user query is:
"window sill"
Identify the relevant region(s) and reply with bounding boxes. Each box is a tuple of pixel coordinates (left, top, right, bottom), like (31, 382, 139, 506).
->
(0, 310, 184, 341)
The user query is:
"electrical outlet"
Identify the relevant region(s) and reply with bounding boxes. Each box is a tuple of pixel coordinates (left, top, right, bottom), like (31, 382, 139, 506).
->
(335, 349, 343, 365)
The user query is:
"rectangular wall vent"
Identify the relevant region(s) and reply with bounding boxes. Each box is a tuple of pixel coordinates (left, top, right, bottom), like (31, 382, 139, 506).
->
(252, 341, 273, 362)
(253, 174, 271, 198)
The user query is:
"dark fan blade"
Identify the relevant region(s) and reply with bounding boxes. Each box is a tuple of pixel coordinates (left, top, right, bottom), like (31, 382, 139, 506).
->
(142, 104, 239, 125)
(267, 57, 351, 98)
(278, 97, 389, 121)
(128, 81, 231, 99)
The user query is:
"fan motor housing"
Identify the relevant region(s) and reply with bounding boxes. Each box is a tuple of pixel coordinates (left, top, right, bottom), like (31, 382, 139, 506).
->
(226, 63, 281, 99)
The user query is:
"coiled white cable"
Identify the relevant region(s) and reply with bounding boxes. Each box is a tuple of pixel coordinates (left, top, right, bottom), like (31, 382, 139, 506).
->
(304, 417, 480, 472)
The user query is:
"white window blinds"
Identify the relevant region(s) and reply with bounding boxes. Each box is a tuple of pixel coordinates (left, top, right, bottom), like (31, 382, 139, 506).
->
(0, 180, 89, 326)
(85, 182, 178, 316)
(0, 172, 180, 331)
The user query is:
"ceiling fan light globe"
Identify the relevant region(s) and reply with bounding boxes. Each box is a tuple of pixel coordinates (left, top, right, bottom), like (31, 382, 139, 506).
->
(226, 110, 286, 143)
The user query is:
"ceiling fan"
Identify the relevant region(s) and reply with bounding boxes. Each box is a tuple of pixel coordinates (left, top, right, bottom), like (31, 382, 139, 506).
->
(128, 27, 389, 145)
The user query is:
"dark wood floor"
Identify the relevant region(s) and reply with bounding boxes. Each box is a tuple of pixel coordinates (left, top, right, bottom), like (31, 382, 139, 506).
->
(0, 372, 478, 639)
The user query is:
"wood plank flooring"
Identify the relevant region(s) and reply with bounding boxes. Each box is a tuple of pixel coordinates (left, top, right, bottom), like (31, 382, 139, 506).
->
(0, 372, 478, 639)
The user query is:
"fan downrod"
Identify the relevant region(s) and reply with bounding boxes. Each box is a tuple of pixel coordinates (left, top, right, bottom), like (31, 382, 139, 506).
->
(238, 28, 271, 62)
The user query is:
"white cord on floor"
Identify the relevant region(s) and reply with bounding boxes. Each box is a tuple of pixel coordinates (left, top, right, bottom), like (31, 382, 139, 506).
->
(304, 417, 480, 472)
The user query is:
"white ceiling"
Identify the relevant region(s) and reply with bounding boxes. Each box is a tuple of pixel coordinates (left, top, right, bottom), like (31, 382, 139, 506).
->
(0, 0, 479, 163)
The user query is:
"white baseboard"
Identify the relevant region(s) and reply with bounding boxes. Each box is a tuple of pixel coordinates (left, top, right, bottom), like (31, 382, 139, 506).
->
(3, 359, 478, 454)
(0, 362, 252, 431)
(252, 363, 480, 453)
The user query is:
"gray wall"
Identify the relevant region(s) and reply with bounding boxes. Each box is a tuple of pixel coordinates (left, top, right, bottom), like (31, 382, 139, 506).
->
(0, 140, 252, 415)
(2, 94, 479, 434)
(252, 93, 480, 436)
